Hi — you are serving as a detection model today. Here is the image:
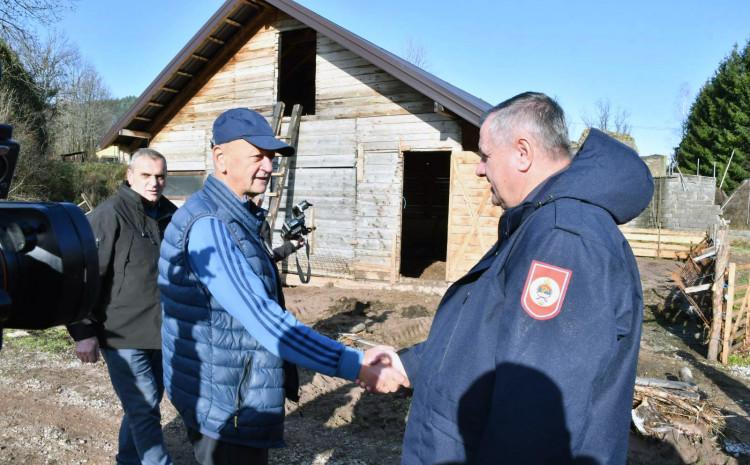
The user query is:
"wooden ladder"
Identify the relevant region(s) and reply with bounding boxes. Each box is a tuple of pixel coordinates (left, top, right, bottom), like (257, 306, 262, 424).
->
(265, 102, 302, 232)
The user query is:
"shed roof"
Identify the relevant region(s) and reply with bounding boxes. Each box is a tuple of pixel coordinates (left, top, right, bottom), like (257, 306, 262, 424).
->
(100, 0, 491, 149)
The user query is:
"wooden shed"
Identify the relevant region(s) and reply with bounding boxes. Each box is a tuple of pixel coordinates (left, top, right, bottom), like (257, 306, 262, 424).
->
(100, 0, 500, 282)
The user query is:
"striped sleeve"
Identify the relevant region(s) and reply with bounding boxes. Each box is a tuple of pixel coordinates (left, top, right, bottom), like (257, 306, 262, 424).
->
(186, 216, 363, 380)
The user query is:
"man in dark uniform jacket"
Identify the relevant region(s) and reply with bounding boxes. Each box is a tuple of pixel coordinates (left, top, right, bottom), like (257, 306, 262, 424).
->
(387, 92, 653, 465)
(67, 148, 177, 465)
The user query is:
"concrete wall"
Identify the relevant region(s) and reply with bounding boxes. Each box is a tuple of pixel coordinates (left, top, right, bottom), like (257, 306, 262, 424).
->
(721, 179, 750, 230)
(642, 155, 667, 178)
(628, 174, 720, 231)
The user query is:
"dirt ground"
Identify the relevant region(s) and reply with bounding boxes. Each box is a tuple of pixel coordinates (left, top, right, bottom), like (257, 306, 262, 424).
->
(2, 258, 750, 464)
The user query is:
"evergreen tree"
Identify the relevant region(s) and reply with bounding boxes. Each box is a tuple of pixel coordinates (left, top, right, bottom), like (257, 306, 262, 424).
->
(676, 40, 750, 193)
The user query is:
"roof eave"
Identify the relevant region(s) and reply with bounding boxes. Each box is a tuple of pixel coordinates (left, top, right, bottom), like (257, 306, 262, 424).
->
(99, 0, 240, 149)
(100, 0, 491, 149)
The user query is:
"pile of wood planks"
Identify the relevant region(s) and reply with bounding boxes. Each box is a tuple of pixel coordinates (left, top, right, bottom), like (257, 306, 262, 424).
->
(667, 224, 750, 363)
(632, 377, 725, 441)
(620, 227, 706, 260)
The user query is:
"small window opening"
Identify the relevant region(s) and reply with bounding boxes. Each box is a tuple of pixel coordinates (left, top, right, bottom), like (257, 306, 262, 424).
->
(278, 28, 316, 116)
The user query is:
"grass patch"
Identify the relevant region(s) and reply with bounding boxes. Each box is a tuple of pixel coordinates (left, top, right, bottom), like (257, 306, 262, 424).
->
(731, 239, 750, 256)
(728, 352, 750, 366)
(5, 326, 73, 354)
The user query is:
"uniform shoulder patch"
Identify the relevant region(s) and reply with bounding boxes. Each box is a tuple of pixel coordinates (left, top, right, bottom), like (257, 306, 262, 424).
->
(521, 260, 572, 320)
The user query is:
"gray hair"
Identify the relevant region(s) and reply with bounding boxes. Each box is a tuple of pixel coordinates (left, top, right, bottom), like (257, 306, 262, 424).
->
(129, 148, 167, 169)
(484, 92, 571, 160)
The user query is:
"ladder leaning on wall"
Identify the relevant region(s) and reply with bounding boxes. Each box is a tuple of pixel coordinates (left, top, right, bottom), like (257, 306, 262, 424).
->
(265, 102, 302, 232)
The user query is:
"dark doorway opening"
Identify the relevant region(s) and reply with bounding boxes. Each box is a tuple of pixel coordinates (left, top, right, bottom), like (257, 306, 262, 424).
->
(278, 28, 316, 116)
(400, 151, 451, 279)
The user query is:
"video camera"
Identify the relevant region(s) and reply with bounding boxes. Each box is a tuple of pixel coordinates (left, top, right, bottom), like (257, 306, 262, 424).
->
(281, 200, 315, 241)
(280, 200, 315, 283)
(0, 65, 100, 348)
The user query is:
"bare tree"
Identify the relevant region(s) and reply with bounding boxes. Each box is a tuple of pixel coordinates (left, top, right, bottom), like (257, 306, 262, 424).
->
(0, 87, 15, 122)
(0, 0, 75, 40)
(582, 98, 632, 135)
(10, 30, 79, 107)
(403, 37, 430, 70)
(583, 99, 611, 131)
(0, 88, 50, 198)
(613, 107, 631, 134)
(52, 62, 112, 158)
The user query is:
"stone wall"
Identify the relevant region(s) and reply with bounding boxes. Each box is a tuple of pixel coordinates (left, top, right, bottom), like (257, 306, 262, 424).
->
(628, 174, 720, 231)
(721, 179, 750, 230)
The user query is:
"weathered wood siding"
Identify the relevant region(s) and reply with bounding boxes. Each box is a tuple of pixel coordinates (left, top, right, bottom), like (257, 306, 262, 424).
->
(446, 151, 503, 281)
(149, 12, 498, 281)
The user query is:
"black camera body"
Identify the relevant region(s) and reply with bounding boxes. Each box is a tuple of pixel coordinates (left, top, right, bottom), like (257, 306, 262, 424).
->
(0, 120, 100, 348)
(281, 200, 314, 241)
(0, 124, 20, 199)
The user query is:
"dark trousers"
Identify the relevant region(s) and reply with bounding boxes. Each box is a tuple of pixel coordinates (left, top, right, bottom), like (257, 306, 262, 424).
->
(187, 428, 268, 465)
(101, 348, 172, 465)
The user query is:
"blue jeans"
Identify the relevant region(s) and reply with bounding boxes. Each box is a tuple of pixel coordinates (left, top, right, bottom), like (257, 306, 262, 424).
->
(101, 348, 173, 465)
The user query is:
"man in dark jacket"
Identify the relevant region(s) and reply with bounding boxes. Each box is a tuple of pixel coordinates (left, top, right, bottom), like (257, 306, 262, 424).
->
(390, 92, 653, 464)
(67, 148, 177, 465)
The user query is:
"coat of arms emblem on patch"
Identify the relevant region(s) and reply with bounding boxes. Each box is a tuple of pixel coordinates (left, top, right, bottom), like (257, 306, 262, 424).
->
(521, 260, 572, 320)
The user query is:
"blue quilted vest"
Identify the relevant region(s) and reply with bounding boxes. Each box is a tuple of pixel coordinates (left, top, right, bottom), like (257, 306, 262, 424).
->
(159, 175, 286, 448)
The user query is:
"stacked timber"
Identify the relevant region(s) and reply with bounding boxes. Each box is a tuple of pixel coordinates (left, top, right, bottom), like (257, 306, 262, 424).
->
(620, 227, 706, 260)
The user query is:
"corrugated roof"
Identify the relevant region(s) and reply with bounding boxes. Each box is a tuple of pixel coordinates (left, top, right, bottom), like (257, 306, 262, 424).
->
(100, 0, 491, 149)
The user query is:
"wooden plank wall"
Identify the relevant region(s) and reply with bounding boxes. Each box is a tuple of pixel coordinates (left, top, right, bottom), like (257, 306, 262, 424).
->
(150, 13, 477, 280)
(446, 151, 503, 281)
(352, 145, 402, 280)
(315, 37, 435, 119)
(620, 227, 705, 260)
(150, 21, 278, 171)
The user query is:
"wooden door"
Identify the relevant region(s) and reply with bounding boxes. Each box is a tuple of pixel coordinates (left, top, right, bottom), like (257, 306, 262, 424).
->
(445, 151, 503, 281)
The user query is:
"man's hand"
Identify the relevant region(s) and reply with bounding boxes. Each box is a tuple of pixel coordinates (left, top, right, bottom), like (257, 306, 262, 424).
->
(74, 337, 100, 363)
(357, 345, 410, 393)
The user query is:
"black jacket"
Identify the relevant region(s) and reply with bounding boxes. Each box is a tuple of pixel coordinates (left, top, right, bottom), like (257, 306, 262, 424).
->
(67, 182, 177, 349)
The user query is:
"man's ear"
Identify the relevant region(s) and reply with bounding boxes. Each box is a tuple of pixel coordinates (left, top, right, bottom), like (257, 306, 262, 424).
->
(212, 145, 226, 173)
(514, 137, 534, 173)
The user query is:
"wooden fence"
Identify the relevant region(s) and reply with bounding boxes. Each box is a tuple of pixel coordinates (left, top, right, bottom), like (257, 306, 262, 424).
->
(620, 227, 706, 260)
(721, 262, 750, 363)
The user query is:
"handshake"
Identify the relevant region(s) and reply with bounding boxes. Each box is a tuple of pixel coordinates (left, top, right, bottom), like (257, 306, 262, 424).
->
(357, 345, 410, 394)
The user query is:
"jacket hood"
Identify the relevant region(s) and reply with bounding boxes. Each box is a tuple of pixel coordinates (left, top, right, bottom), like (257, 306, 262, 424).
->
(532, 129, 653, 225)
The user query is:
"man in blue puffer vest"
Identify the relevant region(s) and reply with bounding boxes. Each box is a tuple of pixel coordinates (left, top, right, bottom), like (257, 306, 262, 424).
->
(159, 108, 407, 465)
(387, 92, 653, 464)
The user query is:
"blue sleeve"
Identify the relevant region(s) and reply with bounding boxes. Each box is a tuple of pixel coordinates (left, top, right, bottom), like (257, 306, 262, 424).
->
(186, 217, 363, 381)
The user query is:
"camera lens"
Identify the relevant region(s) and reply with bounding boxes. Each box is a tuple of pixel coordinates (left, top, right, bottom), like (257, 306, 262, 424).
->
(0, 202, 100, 329)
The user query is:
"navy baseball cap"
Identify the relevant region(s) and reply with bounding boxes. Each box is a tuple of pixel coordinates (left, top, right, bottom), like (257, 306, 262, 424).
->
(212, 108, 295, 156)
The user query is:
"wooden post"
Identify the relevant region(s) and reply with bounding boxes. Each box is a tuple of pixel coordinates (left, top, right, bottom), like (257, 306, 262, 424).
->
(390, 230, 399, 285)
(656, 226, 662, 259)
(722, 262, 737, 364)
(708, 225, 729, 361)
